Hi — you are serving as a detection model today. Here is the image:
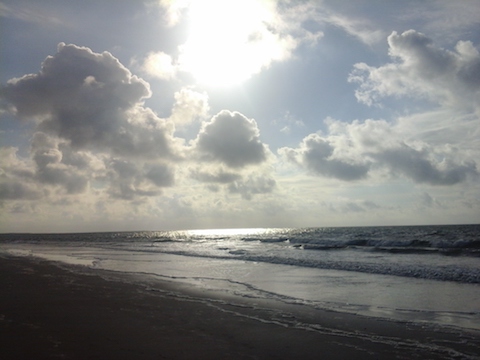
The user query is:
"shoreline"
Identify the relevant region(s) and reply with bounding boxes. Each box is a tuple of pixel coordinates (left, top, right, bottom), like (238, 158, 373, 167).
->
(1, 255, 479, 359)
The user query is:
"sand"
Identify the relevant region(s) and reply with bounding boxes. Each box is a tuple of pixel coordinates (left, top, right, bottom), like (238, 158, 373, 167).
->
(1, 255, 479, 359)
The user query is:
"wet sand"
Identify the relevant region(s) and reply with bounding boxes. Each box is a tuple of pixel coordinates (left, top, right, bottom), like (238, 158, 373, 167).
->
(1, 255, 479, 359)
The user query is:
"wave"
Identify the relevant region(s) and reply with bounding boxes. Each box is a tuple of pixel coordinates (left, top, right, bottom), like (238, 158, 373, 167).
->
(134, 247, 480, 285)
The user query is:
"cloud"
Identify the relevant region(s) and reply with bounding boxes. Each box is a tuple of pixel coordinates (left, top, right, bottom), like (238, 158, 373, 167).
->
(157, 0, 189, 26)
(187, 110, 276, 199)
(323, 13, 385, 45)
(30, 133, 85, 191)
(280, 118, 478, 185)
(419, 192, 440, 208)
(169, 87, 209, 126)
(349, 30, 480, 109)
(0, 43, 186, 203)
(279, 133, 370, 181)
(141, 51, 177, 80)
(105, 159, 174, 200)
(372, 144, 477, 186)
(399, 1, 480, 43)
(228, 175, 276, 200)
(192, 110, 270, 168)
(145, 163, 175, 187)
(1, 43, 180, 159)
(190, 168, 241, 184)
(0, 2, 64, 27)
(0, 147, 41, 201)
(160, 0, 323, 84)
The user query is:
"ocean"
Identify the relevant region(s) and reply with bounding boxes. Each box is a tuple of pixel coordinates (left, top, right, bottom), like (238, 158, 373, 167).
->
(1, 224, 479, 331)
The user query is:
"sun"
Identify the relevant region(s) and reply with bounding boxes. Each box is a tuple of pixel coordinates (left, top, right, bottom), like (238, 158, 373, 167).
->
(178, 0, 279, 87)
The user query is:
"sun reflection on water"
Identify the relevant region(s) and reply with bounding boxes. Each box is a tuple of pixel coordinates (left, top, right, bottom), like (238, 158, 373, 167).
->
(186, 228, 272, 237)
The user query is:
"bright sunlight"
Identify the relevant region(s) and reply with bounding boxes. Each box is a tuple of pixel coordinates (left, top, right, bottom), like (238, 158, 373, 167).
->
(178, 0, 286, 87)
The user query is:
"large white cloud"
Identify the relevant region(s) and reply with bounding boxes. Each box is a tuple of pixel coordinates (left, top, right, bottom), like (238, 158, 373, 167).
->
(0, 43, 184, 203)
(349, 30, 480, 110)
(1, 43, 179, 159)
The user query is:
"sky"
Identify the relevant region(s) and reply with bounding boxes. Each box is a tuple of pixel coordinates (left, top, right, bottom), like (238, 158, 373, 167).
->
(1, 0, 479, 232)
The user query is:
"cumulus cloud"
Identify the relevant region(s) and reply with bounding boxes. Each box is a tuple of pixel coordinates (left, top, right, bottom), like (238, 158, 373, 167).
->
(192, 110, 270, 168)
(0, 43, 185, 203)
(280, 118, 478, 185)
(0, 43, 179, 159)
(349, 30, 480, 109)
(186, 110, 276, 199)
(0, 43, 278, 205)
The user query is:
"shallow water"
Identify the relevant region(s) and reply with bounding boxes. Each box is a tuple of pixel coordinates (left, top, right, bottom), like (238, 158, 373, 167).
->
(2, 237, 479, 331)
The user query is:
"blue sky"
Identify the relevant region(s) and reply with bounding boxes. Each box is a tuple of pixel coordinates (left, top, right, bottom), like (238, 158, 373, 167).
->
(1, 0, 479, 232)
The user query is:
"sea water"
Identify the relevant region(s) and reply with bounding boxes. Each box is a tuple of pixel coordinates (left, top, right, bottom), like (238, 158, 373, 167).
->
(1, 224, 479, 331)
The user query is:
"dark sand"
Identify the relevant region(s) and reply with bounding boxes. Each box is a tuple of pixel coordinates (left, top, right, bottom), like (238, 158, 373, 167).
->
(1, 255, 479, 360)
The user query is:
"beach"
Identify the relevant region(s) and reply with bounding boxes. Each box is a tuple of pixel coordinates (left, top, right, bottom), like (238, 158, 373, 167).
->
(1, 255, 479, 360)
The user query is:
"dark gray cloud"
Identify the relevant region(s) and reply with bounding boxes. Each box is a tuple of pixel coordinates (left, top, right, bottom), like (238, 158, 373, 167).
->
(280, 120, 478, 185)
(280, 133, 370, 181)
(372, 144, 477, 186)
(193, 110, 269, 168)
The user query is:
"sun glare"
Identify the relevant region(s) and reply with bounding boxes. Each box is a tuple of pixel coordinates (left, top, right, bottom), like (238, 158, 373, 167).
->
(179, 0, 277, 87)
